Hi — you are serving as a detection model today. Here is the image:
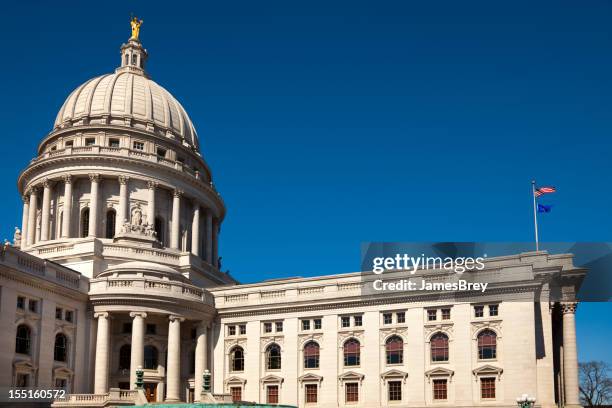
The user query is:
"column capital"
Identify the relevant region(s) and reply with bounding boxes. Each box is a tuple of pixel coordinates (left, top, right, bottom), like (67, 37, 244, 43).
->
(63, 174, 73, 184)
(94, 311, 110, 319)
(118, 175, 130, 185)
(89, 173, 101, 183)
(169, 315, 185, 323)
(22, 194, 29, 203)
(42, 178, 52, 189)
(129, 312, 148, 319)
(173, 189, 184, 198)
(561, 302, 578, 314)
(147, 180, 158, 189)
(27, 186, 39, 196)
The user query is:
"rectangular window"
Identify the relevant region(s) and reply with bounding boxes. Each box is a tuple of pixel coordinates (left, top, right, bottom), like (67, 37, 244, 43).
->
(275, 322, 283, 332)
(353, 315, 362, 326)
(146, 324, 156, 335)
(108, 138, 120, 148)
(65, 310, 73, 322)
(383, 313, 393, 325)
(388, 380, 402, 401)
(341, 316, 350, 328)
(396, 312, 406, 323)
(305, 384, 318, 403)
(427, 309, 437, 321)
(481, 377, 496, 399)
(264, 322, 273, 333)
(123, 323, 132, 334)
(267, 385, 279, 404)
(228, 325, 236, 336)
(239, 324, 247, 335)
(441, 308, 451, 320)
(314, 318, 322, 330)
(16, 296, 25, 309)
(28, 300, 38, 313)
(230, 387, 242, 402)
(85, 137, 96, 146)
(433, 379, 447, 400)
(156, 147, 167, 158)
(346, 383, 359, 403)
(56, 307, 63, 319)
(65, 140, 74, 147)
(133, 141, 144, 151)
(302, 320, 310, 331)
(489, 304, 499, 316)
(474, 305, 485, 318)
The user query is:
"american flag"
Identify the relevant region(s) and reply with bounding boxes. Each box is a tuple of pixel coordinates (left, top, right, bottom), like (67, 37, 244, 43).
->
(534, 186, 556, 197)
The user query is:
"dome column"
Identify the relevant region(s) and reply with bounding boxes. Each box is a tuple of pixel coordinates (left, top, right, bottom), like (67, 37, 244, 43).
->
(40, 179, 52, 241)
(94, 312, 111, 394)
(129, 312, 147, 390)
(166, 315, 184, 402)
(26, 187, 38, 246)
(212, 218, 219, 268)
(191, 203, 200, 256)
(194, 322, 208, 401)
(21, 195, 29, 248)
(170, 190, 182, 250)
(205, 211, 213, 264)
(61, 175, 73, 238)
(88, 174, 100, 237)
(147, 181, 157, 227)
(117, 176, 130, 235)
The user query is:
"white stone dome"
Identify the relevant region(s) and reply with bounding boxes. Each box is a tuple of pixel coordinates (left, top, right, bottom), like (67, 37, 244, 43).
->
(53, 62, 200, 150)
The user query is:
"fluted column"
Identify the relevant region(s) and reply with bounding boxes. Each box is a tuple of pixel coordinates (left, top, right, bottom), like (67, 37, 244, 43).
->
(61, 175, 73, 238)
(205, 211, 213, 263)
(129, 312, 147, 389)
(191, 204, 200, 256)
(40, 179, 52, 241)
(561, 302, 581, 407)
(212, 218, 219, 268)
(117, 176, 130, 235)
(194, 322, 208, 401)
(94, 312, 111, 394)
(88, 174, 100, 237)
(170, 190, 182, 250)
(26, 187, 38, 246)
(166, 315, 184, 402)
(147, 181, 157, 226)
(21, 195, 29, 248)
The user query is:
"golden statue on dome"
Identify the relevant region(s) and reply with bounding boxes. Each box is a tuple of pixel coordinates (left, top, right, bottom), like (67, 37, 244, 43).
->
(130, 16, 143, 41)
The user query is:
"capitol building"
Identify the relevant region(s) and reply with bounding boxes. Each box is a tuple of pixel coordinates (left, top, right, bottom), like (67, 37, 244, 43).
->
(0, 23, 586, 408)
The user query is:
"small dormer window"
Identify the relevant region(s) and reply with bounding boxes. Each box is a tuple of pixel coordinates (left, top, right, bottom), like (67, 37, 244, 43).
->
(133, 141, 144, 151)
(108, 138, 120, 148)
(65, 140, 73, 147)
(85, 138, 96, 146)
(157, 147, 167, 158)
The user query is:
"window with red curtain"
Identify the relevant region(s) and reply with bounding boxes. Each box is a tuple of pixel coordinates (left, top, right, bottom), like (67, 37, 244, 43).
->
(343, 339, 360, 366)
(230, 387, 242, 402)
(430, 333, 449, 362)
(385, 336, 404, 364)
(345, 383, 359, 402)
(267, 385, 279, 404)
(477, 330, 497, 360)
(305, 384, 318, 403)
(304, 341, 320, 369)
(481, 378, 496, 398)
(433, 379, 447, 400)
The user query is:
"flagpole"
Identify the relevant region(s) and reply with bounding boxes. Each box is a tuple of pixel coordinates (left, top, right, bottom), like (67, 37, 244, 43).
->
(531, 180, 539, 251)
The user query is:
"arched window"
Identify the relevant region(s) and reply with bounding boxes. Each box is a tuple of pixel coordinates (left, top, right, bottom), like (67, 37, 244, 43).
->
(54, 333, 68, 362)
(477, 330, 497, 360)
(431, 333, 449, 362)
(15, 325, 31, 355)
(154, 217, 165, 246)
(266, 343, 281, 370)
(81, 208, 90, 238)
(124, 54, 129, 66)
(343, 338, 360, 366)
(119, 344, 131, 370)
(386, 336, 403, 365)
(230, 346, 244, 372)
(144, 345, 158, 369)
(303, 341, 320, 369)
(132, 54, 137, 66)
(105, 209, 116, 239)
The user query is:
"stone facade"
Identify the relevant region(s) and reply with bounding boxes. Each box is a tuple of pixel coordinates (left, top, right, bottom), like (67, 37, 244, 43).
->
(0, 27, 585, 408)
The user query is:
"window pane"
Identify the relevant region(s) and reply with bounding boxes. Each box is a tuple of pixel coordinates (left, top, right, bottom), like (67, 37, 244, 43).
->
(305, 384, 318, 403)
(388, 381, 402, 401)
(354, 316, 362, 326)
(481, 377, 496, 398)
(267, 385, 279, 404)
(441, 308, 451, 320)
(431, 333, 449, 362)
(346, 383, 359, 402)
(433, 379, 447, 400)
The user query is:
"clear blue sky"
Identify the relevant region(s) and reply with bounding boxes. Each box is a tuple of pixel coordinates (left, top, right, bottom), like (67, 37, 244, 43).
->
(0, 1, 610, 363)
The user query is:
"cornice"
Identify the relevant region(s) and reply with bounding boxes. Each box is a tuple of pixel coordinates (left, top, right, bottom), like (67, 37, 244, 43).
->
(0, 267, 88, 302)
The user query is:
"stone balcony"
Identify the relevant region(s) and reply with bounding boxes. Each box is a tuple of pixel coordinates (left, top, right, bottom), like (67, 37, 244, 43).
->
(51, 388, 147, 407)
